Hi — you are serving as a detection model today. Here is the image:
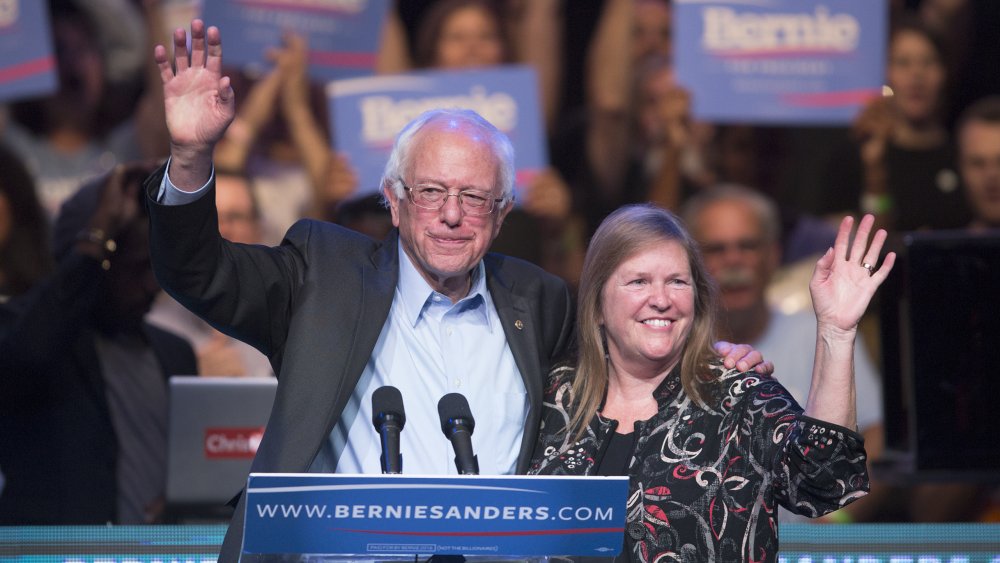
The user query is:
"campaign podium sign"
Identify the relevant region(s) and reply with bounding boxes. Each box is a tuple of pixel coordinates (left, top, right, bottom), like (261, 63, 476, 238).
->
(327, 65, 548, 198)
(200, 0, 388, 81)
(0, 0, 57, 102)
(243, 473, 628, 558)
(675, 0, 887, 124)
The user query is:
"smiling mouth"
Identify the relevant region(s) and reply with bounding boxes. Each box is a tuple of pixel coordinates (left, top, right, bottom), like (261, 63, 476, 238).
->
(643, 319, 673, 327)
(429, 233, 473, 245)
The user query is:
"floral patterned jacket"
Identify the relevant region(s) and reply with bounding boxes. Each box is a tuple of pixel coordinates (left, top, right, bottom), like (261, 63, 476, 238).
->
(529, 361, 869, 563)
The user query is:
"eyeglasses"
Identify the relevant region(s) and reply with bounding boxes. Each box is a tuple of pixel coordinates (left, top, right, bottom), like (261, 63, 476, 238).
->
(402, 182, 505, 216)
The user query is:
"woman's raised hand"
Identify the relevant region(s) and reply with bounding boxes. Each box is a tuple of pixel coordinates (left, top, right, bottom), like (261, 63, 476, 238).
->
(810, 214, 896, 334)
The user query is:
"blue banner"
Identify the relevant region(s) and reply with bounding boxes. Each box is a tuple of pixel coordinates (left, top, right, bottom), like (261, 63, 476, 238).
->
(0, 0, 57, 102)
(243, 473, 628, 557)
(327, 65, 549, 198)
(675, 0, 887, 124)
(200, 0, 388, 81)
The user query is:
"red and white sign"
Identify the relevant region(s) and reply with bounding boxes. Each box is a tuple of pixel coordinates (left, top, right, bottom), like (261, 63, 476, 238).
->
(204, 427, 264, 459)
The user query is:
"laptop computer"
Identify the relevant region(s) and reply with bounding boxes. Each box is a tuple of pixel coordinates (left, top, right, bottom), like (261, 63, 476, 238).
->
(878, 230, 1000, 481)
(165, 376, 278, 519)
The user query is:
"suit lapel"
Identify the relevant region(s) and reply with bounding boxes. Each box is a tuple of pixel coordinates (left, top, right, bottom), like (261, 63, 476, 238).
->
(316, 231, 400, 446)
(485, 255, 543, 473)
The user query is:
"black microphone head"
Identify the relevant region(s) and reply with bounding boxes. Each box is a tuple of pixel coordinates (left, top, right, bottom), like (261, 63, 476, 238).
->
(372, 386, 406, 429)
(437, 392, 475, 435)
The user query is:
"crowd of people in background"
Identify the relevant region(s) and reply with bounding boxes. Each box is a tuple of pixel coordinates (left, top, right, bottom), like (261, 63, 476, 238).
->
(1, 0, 999, 527)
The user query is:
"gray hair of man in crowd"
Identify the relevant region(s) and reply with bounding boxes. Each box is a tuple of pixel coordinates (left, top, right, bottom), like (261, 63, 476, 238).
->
(681, 184, 782, 244)
(379, 108, 516, 206)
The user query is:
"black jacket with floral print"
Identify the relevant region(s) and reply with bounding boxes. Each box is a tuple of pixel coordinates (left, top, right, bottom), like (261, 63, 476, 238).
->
(529, 361, 869, 563)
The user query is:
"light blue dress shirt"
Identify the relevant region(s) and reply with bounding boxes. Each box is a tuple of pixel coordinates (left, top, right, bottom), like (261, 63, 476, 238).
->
(159, 165, 527, 475)
(315, 245, 526, 476)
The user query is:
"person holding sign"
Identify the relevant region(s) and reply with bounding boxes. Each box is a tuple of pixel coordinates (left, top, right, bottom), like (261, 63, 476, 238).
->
(146, 20, 769, 561)
(820, 18, 970, 232)
(531, 205, 887, 561)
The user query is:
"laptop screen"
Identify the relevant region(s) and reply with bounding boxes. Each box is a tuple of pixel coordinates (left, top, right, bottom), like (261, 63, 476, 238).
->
(879, 230, 1000, 477)
(166, 376, 278, 510)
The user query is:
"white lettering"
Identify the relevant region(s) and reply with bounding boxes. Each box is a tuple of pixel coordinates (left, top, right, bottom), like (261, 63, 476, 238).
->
(359, 87, 518, 143)
(256, 504, 279, 517)
(702, 6, 859, 53)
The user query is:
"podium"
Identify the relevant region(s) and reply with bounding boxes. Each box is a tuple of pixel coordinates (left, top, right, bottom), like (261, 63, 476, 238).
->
(241, 473, 629, 560)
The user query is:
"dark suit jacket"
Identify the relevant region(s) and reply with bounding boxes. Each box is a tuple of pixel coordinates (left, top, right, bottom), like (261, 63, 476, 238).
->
(144, 166, 575, 561)
(0, 253, 196, 524)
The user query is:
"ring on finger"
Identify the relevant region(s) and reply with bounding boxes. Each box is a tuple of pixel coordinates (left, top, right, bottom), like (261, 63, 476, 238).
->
(861, 262, 875, 276)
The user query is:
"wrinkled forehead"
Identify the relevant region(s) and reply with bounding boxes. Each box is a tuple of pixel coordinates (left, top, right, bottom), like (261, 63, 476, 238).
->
(695, 200, 767, 242)
(959, 120, 1000, 156)
(407, 124, 500, 181)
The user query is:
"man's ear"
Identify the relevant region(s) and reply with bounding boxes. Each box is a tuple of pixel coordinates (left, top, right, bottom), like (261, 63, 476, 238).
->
(383, 182, 401, 227)
(493, 199, 514, 237)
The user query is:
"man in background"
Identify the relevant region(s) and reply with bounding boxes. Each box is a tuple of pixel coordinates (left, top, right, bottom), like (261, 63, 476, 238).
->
(958, 96, 1000, 231)
(684, 185, 886, 522)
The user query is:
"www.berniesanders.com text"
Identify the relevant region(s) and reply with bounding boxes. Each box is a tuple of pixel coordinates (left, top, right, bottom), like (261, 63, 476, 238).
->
(254, 503, 614, 521)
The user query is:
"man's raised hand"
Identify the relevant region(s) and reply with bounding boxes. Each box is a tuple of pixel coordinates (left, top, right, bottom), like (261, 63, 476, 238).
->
(154, 20, 235, 189)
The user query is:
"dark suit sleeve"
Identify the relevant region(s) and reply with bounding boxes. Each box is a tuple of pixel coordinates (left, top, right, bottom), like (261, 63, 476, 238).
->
(551, 281, 575, 365)
(144, 164, 304, 362)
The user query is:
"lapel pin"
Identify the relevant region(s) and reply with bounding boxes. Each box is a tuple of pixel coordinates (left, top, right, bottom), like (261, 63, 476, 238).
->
(514, 319, 524, 330)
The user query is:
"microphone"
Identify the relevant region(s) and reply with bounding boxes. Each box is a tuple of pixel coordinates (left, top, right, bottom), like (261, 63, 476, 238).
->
(371, 386, 405, 474)
(437, 393, 479, 475)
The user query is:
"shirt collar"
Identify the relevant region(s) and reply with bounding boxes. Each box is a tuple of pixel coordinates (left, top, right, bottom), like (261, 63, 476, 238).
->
(396, 242, 493, 330)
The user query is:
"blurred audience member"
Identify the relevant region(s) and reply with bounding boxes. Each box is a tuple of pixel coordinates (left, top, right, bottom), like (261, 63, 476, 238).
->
(684, 186, 888, 523)
(147, 170, 274, 377)
(956, 96, 1000, 230)
(212, 32, 331, 240)
(0, 144, 53, 299)
(555, 0, 725, 239)
(632, 0, 672, 62)
(1, 0, 168, 217)
(408, 0, 562, 128)
(0, 164, 195, 524)
(820, 18, 970, 231)
(353, 0, 580, 284)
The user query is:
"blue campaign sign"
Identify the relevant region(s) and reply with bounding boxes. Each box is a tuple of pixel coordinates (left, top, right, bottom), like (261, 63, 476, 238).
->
(675, 0, 887, 124)
(0, 0, 57, 102)
(327, 65, 548, 198)
(243, 473, 628, 557)
(200, 0, 388, 81)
